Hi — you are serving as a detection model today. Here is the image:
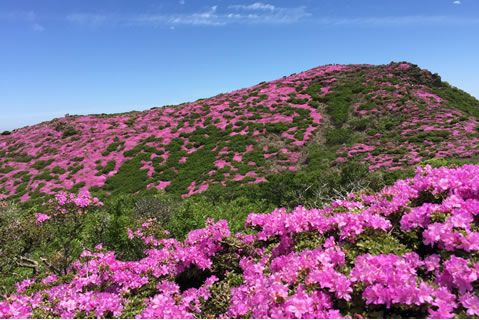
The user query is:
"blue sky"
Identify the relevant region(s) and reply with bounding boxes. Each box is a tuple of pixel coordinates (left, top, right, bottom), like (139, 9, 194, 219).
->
(1, 0, 478, 131)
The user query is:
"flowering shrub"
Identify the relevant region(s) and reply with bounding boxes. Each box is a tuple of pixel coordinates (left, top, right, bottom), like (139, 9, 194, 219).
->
(2, 164, 479, 318)
(31, 190, 104, 275)
(34, 213, 50, 224)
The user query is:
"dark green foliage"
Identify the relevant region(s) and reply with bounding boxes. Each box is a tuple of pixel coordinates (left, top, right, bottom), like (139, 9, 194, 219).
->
(325, 127, 352, 145)
(265, 122, 290, 134)
(67, 164, 83, 174)
(93, 195, 147, 260)
(61, 126, 79, 138)
(32, 159, 54, 170)
(375, 117, 401, 132)
(407, 130, 451, 143)
(287, 95, 308, 104)
(51, 166, 66, 174)
(0, 193, 158, 291)
(358, 101, 377, 111)
(0, 207, 47, 293)
(0, 166, 15, 174)
(165, 145, 216, 194)
(166, 196, 273, 239)
(71, 182, 86, 193)
(349, 118, 370, 131)
(321, 78, 363, 127)
(104, 155, 149, 194)
(200, 273, 244, 317)
(305, 82, 323, 101)
(196, 142, 385, 210)
(32, 170, 55, 182)
(134, 193, 178, 226)
(96, 160, 116, 175)
(102, 140, 125, 156)
(125, 116, 136, 127)
(14, 153, 34, 163)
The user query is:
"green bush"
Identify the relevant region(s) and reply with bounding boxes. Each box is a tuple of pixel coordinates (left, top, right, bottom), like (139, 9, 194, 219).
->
(51, 166, 66, 174)
(321, 78, 363, 128)
(265, 123, 290, 134)
(104, 155, 149, 194)
(408, 130, 451, 143)
(32, 159, 54, 170)
(325, 127, 352, 145)
(349, 117, 370, 131)
(134, 192, 179, 226)
(358, 102, 377, 111)
(0, 202, 43, 293)
(166, 196, 273, 239)
(0, 166, 14, 174)
(61, 127, 79, 138)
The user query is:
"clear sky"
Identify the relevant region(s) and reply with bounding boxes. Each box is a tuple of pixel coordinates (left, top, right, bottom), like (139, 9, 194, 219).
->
(1, 0, 478, 131)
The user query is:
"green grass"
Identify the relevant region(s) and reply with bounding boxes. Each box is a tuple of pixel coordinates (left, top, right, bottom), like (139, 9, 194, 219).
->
(325, 127, 353, 146)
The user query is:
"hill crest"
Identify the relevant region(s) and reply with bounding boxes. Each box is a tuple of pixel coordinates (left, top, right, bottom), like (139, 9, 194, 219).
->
(1, 62, 478, 202)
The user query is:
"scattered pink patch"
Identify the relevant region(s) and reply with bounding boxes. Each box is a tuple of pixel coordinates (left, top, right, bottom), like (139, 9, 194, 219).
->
(321, 86, 331, 95)
(214, 160, 231, 169)
(415, 89, 442, 103)
(35, 213, 50, 225)
(232, 154, 243, 162)
(182, 181, 209, 198)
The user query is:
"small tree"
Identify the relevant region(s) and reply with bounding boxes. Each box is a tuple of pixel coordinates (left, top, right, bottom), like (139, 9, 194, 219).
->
(0, 201, 44, 294)
(34, 190, 103, 275)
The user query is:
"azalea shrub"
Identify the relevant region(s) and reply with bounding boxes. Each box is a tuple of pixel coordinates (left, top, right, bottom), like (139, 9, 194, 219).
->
(0, 191, 140, 294)
(0, 164, 479, 318)
(0, 201, 44, 293)
(32, 191, 105, 275)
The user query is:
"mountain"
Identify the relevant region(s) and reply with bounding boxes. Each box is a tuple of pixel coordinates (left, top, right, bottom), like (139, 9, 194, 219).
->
(1, 62, 478, 202)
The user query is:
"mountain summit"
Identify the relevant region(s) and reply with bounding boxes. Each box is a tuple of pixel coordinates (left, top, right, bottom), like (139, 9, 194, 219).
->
(1, 62, 478, 202)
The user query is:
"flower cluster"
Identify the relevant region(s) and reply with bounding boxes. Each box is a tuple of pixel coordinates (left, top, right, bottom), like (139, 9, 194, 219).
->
(54, 190, 103, 209)
(247, 205, 391, 241)
(2, 164, 479, 318)
(32, 191, 103, 229)
(34, 212, 50, 224)
(229, 238, 349, 318)
(0, 220, 230, 318)
(139, 277, 218, 318)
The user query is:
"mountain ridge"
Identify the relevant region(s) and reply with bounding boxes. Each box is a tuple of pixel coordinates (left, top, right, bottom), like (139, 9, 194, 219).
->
(1, 62, 478, 203)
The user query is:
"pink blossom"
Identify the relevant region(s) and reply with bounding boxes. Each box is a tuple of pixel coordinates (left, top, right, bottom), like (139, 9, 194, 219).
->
(35, 213, 50, 224)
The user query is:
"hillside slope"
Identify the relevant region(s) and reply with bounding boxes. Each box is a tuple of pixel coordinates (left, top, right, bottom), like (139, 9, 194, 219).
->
(1, 62, 478, 201)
